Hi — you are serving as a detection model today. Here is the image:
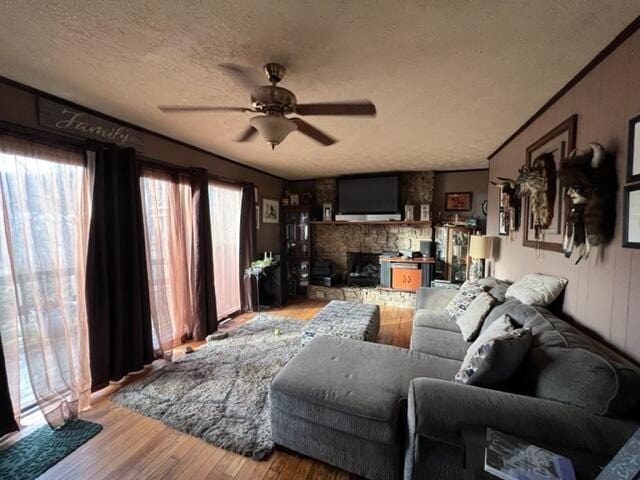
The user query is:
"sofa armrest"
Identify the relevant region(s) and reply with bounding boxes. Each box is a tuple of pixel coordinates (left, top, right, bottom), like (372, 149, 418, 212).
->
(407, 377, 637, 456)
(415, 287, 457, 312)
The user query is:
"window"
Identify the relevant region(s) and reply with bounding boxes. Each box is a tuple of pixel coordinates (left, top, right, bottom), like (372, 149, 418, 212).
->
(140, 169, 194, 351)
(0, 135, 91, 425)
(209, 181, 242, 319)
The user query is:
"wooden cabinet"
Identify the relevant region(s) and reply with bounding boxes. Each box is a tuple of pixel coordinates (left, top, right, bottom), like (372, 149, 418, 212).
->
(391, 266, 422, 291)
(433, 226, 480, 284)
(380, 257, 434, 292)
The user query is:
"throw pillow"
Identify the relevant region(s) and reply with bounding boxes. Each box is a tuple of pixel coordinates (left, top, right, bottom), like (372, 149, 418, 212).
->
(505, 273, 568, 306)
(456, 292, 496, 341)
(455, 314, 532, 386)
(443, 280, 484, 319)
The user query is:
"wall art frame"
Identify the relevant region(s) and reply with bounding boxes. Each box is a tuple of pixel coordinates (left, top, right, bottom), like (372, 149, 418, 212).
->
(522, 114, 577, 252)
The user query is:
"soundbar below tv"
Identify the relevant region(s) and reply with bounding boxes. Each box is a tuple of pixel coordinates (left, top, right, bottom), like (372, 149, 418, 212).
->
(337, 174, 400, 219)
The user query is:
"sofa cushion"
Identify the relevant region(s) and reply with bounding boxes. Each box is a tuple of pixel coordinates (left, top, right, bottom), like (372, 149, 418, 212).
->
(270, 336, 460, 445)
(505, 273, 567, 306)
(456, 292, 495, 341)
(410, 326, 469, 361)
(415, 287, 458, 312)
(443, 280, 485, 319)
(455, 314, 532, 386)
(492, 298, 640, 416)
(413, 310, 460, 333)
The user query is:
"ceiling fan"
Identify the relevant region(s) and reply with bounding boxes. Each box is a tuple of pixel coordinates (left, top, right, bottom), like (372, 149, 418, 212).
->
(158, 63, 376, 149)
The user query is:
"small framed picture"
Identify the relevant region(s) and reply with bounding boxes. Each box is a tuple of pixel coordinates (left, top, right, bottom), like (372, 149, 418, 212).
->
(290, 193, 300, 206)
(420, 204, 430, 222)
(628, 114, 640, 183)
(405, 204, 415, 221)
(445, 192, 473, 211)
(623, 184, 640, 248)
(262, 198, 280, 224)
(323, 203, 333, 221)
(498, 208, 508, 236)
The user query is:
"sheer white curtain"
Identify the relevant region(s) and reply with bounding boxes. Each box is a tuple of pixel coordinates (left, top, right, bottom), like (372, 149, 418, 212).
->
(140, 169, 195, 352)
(0, 135, 92, 428)
(209, 181, 242, 319)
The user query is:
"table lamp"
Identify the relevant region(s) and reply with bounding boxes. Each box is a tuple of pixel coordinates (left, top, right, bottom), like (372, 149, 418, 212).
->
(469, 235, 492, 281)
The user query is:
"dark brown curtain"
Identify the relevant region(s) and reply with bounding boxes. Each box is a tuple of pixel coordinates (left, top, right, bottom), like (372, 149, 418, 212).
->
(189, 168, 218, 338)
(0, 334, 18, 436)
(239, 184, 257, 312)
(85, 147, 154, 391)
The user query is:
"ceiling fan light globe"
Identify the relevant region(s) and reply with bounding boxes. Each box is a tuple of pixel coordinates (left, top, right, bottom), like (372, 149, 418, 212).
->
(249, 115, 297, 147)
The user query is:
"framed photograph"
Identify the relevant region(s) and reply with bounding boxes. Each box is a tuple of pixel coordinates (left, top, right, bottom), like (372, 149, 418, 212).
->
(262, 198, 279, 224)
(405, 204, 415, 221)
(445, 192, 473, 211)
(498, 208, 508, 236)
(290, 193, 299, 206)
(522, 115, 577, 252)
(627, 114, 640, 183)
(322, 203, 333, 221)
(623, 184, 640, 248)
(420, 204, 431, 222)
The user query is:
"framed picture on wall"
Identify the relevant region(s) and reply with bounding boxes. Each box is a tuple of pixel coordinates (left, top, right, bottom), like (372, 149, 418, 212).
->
(262, 198, 279, 224)
(498, 208, 508, 236)
(445, 192, 473, 211)
(623, 184, 640, 248)
(522, 114, 577, 252)
(627, 114, 640, 183)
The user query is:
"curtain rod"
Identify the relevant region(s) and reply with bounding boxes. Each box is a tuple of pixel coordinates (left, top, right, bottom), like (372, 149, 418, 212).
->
(138, 155, 252, 187)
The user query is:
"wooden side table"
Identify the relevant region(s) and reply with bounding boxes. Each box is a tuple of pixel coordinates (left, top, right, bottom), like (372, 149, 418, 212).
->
(461, 426, 608, 480)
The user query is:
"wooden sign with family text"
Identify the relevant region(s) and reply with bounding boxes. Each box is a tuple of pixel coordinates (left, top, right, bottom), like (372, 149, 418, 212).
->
(38, 98, 144, 149)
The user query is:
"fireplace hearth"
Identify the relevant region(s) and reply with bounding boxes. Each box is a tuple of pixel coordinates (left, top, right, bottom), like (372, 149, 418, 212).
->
(347, 252, 380, 287)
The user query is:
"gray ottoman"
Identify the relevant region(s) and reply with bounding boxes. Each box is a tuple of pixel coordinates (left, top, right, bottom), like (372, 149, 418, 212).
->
(301, 300, 380, 346)
(269, 336, 459, 480)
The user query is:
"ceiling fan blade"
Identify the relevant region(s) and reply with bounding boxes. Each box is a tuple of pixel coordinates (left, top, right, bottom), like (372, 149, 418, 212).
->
(158, 105, 252, 113)
(235, 126, 258, 142)
(291, 118, 337, 146)
(218, 63, 262, 93)
(295, 101, 376, 116)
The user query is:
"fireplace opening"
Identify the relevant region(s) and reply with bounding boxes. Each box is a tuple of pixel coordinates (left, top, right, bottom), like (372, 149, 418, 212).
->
(347, 252, 380, 287)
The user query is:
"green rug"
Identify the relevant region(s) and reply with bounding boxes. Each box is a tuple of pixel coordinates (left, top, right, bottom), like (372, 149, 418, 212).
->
(0, 419, 102, 480)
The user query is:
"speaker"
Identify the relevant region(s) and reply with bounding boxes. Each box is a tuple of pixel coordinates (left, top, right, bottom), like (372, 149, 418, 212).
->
(259, 261, 286, 307)
(419, 240, 434, 257)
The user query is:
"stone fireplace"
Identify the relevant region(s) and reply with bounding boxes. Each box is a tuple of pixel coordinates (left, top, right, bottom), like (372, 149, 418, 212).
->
(305, 172, 435, 307)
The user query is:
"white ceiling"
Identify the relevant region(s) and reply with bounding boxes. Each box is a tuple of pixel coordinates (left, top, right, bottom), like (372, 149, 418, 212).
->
(0, 1, 639, 179)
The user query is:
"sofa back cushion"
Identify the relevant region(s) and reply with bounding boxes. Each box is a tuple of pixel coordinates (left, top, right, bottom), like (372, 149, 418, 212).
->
(495, 299, 640, 417)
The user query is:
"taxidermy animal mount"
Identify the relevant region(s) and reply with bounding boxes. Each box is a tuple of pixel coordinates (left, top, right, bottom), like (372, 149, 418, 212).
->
(558, 143, 617, 263)
(490, 178, 521, 232)
(517, 153, 557, 239)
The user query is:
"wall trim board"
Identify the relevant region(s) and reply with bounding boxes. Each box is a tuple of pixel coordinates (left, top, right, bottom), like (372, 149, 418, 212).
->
(488, 14, 640, 161)
(434, 168, 489, 174)
(0, 74, 287, 182)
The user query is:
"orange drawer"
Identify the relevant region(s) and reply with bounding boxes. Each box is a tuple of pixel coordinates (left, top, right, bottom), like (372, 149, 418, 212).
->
(391, 267, 422, 291)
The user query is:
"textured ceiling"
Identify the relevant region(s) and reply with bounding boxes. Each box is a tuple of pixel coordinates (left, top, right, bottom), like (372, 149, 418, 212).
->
(0, 1, 639, 179)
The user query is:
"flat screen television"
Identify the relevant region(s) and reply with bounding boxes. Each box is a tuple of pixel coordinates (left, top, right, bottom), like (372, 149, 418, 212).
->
(337, 174, 400, 214)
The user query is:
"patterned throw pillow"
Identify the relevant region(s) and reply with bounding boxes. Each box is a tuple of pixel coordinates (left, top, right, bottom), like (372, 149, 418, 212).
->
(444, 280, 485, 319)
(454, 314, 532, 386)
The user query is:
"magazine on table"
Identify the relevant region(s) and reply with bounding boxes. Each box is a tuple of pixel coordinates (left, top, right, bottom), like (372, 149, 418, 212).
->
(484, 428, 576, 480)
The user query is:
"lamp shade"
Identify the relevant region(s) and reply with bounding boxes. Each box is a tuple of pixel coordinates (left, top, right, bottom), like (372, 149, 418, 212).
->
(469, 235, 492, 259)
(249, 115, 297, 149)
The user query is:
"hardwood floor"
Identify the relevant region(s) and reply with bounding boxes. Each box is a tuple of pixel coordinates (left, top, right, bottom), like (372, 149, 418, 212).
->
(11, 299, 414, 480)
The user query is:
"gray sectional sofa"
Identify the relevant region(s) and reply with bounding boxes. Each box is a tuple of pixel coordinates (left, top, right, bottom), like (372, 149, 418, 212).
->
(270, 281, 640, 479)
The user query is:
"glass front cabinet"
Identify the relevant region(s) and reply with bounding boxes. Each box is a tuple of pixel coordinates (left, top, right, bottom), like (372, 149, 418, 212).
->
(283, 206, 310, 297)
(433, 226, 479, 284)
